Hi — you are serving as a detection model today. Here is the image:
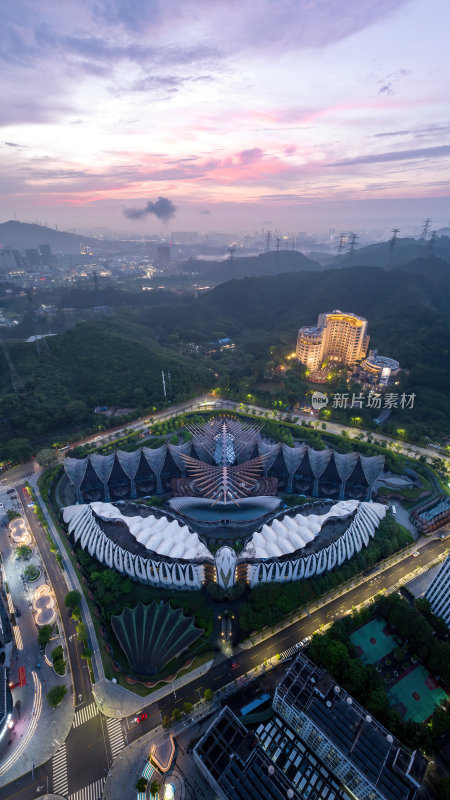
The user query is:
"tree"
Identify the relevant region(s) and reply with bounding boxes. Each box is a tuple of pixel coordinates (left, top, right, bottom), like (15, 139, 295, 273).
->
(149, 780, 159, 795)
(35, 448, 58, 468)
(47, 685, 67, 708)
(64, 590, 81, 612)
(24, 563, 39, 580)
(3, 437, 33, 464)
(38, 624, 53, 647)
(162, 715, 172, 729)
(15, 544, 32, 558)
(172, 707, 182, 722)
(182, 701, 193, 714)
(135, 778, 147, 792)
(203, 688, 214, 703)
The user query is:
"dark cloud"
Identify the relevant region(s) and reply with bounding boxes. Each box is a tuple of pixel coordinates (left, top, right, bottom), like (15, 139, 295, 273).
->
(329, 144, 450, 167)
(124, 197, 177, 222)
(200, 209, 211, 215)
(4, 141, 22, 147)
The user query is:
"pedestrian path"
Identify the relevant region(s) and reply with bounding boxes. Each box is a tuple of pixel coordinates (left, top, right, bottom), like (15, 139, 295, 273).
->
(69, 777, 106, 800)
(106, 717, 125, 760)
(73, 701, 99, 728)
(52, 743, 68, 796)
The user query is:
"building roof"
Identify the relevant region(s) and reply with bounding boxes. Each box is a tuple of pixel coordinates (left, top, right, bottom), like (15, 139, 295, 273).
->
(241, 500, 386, 560)
(275, 655, 426, 800)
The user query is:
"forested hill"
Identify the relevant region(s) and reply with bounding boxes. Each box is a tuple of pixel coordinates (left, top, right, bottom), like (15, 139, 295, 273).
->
(140, 260, 450, 340)
(183, 249, 320, 279)
(0, 220, 94, 253)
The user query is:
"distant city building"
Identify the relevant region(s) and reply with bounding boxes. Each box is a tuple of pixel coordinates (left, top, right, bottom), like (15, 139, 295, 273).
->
(425, 554, 450, 627)
(296, 310, 369, 370)
(360, 351, 400, 387)
(195, 654, 425, 800)
(25, 248, 41, 266)
(156, 245, 171, 267)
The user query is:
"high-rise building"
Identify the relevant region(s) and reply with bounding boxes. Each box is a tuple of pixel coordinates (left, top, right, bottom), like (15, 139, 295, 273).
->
(194, 654, 426, 800)
(296, 310, 369, 370)
(425, 554, 450, 627)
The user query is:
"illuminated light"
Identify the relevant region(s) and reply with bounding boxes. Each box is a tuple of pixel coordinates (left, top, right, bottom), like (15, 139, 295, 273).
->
(0, 672, 42, 775)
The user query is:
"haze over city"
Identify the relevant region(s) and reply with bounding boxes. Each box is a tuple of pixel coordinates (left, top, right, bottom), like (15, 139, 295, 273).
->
(2, 0, 450, 235)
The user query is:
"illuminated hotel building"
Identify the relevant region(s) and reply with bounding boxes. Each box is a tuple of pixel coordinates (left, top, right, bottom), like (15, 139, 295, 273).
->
(296, 310, 369, 369)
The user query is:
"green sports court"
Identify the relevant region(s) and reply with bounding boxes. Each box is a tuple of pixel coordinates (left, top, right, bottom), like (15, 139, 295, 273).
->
(350, 618, 395, 664)
(388, 665, 447, 723)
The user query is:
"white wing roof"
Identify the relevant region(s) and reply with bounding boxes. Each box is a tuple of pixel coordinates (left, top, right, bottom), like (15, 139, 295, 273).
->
(240, 499, 363, 559)
(90, 502, 211, 560)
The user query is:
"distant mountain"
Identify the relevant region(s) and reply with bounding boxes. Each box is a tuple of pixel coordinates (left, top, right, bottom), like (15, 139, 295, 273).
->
(182, 249, 321, 280)
(335, 236, 450, 269)
(0, 220, 94, 253)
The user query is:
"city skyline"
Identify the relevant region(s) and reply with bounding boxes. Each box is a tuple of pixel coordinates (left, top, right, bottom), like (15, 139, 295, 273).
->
(1, 0, 450, 233)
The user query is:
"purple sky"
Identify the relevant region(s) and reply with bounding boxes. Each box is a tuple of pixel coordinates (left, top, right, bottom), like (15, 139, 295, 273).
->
(1, 0, 450, 235)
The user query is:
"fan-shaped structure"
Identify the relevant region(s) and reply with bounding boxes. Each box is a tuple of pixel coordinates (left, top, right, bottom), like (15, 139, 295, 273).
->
(111, 601, 203, 675)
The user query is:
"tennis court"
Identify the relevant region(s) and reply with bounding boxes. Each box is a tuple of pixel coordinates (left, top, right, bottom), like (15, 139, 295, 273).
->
(350, 618, 395, 664)
(388, 665, 447, 723)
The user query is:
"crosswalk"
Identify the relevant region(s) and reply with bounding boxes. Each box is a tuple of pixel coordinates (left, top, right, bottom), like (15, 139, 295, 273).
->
(279, 644, 301, 660)
(52, 743, 68, 796)
(69, 777, 106, 800)
(73, 702, 99, 728)
(1, 475, 33, 490)
(106, 717, 125, 760)
(142, 761, 154, 780)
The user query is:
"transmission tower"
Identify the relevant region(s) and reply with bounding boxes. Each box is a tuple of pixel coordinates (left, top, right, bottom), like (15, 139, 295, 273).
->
(227, 246, 236, 263)
(26, 289, 50, 357)
(93, 270, 104, 310)
(335, 233, 346, 263)
(266, 231, 272, 252)
(389, 228, 400, 265)
(1, 339, 25, 393)
(420, 218, 431, 241)
(348, 232, 359, 259)
(276, 237, 281, 255)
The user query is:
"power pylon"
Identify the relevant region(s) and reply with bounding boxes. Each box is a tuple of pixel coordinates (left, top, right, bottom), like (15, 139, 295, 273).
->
(227, 246, 236, 263)
(420, 218, 431, 241)
(26, 289, 50, 357)
(348, 232, 359, 260)
(266, 231, 272, 252)
(276, 237, 281, 255)
(1, 339, 25, 393)
(335, 233, 345, 263)
(389, 228, 400, 265)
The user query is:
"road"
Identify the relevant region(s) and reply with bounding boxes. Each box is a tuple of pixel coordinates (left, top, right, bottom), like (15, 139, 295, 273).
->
(59, 394, 449, 468)
(18, 487, 92, 706)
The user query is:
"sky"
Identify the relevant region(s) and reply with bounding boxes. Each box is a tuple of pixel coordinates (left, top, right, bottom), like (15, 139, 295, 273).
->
(1, 0, 450, 236)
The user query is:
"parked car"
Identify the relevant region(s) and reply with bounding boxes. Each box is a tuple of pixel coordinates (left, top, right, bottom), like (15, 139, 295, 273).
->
(135, 712, 148, 724)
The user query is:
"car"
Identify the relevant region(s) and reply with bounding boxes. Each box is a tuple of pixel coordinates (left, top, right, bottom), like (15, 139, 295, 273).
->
(135, 712, 148, 723)
(412, 551, 420, 558)
(230, 658, 238, 669)
(14, 608, 21, 618)
(6, 489, 14, 495)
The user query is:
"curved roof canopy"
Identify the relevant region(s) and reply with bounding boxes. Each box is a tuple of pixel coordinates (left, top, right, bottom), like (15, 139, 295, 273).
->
(111, 601, 203, 675)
